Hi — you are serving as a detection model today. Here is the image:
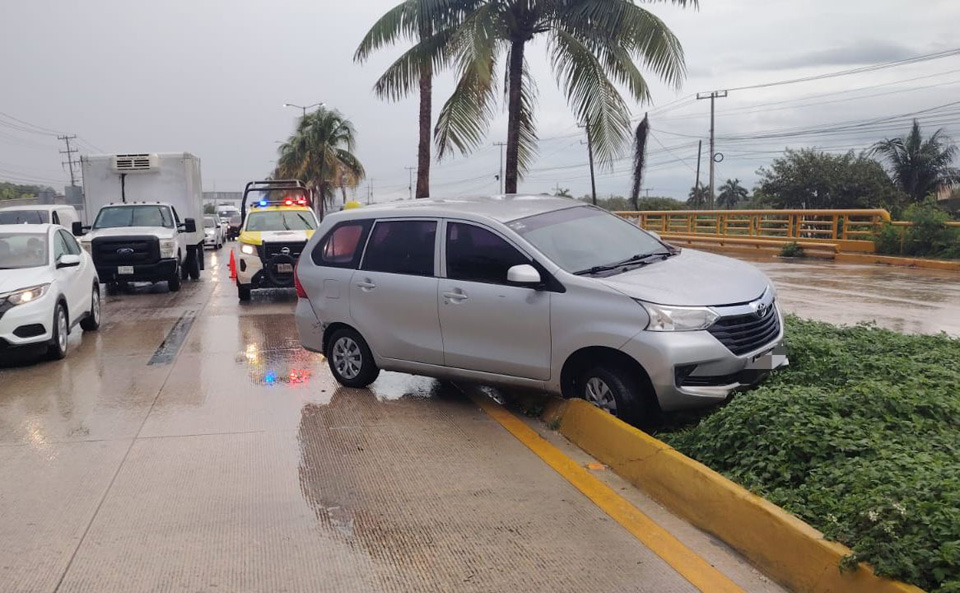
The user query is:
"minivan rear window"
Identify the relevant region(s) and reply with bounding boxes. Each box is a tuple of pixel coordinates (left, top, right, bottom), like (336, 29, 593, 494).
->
(361, 220, 436, 277)
(313, 220, 372, 269)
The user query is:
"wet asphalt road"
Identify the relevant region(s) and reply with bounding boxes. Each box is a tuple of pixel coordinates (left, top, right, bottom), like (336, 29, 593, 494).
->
(0, 248, 956, 592)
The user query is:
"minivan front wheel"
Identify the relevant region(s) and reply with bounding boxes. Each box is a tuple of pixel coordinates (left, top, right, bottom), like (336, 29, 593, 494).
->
(578, 365, 652, 427)
(327, 328, 379, 388)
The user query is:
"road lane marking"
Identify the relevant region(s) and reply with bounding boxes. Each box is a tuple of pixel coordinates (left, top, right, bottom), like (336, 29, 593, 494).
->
(148, 310, 196, 365)
(468, 391, 745, 593)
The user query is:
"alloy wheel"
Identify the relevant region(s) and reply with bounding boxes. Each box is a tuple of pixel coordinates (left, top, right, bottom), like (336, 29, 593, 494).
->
(585, 377, 618, 415)
(332, 337, 362, 380)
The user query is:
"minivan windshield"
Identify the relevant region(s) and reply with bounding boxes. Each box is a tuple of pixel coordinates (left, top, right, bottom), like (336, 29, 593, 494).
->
(0, 232, 48, 269)
(507, 206, 668, 274)
(203, 216, 217, 228)
(0, 210, 48, 224)
(245, 210, 317, 231)
(94, 205, 174, 229)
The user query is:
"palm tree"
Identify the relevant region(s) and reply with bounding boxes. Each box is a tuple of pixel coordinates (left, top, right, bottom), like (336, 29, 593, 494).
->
(435, 0, 696, 194)
(276, 107, 365, 213)
(716, 178, 748, 209)
(870, 119, 960, 201)
(687, 183, 709, 208)
(355, 1, 475, 198)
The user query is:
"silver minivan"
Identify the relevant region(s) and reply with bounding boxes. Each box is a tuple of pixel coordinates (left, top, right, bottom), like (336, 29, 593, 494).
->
(295, 196, 787, 424)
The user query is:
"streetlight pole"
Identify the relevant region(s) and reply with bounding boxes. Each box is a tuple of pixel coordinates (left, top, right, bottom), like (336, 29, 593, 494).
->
(283, 102, 325, 117)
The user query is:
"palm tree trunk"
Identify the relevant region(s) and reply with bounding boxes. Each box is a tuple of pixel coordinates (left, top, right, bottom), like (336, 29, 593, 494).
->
(416, 62, 432, 199)
(504, 40, 526, 195)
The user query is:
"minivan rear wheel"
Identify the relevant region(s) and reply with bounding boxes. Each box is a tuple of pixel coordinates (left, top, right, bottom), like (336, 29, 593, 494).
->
(578, 364, 652, 427)
(327, 328, 379, 388)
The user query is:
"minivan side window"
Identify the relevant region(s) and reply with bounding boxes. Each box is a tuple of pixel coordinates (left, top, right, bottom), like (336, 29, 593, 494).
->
(312, 220, 372, 269)
(446, 222, 530, 285)
(361, 220, 437, 277)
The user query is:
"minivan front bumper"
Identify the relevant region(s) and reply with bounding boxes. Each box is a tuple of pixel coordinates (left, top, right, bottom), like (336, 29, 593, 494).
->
(619, 305, 787, 411)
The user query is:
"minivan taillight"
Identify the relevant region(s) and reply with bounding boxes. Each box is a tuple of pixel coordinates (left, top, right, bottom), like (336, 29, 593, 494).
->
(294, 261, 307, 299)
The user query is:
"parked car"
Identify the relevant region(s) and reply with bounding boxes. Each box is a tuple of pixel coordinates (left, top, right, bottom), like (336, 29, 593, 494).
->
(294, 196, 787, 425)
(0, 204, 81, 229)
(203, 216, 223, 249)
(0, 224, 101, 359)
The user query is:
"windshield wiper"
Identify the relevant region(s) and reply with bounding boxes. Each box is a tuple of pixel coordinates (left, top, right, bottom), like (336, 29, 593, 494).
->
(574, 251, 672, 276)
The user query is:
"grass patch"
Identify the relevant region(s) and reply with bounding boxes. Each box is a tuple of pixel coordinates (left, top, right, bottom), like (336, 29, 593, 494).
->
(779, 241, 805, 258)
(660, 316, 960, 592)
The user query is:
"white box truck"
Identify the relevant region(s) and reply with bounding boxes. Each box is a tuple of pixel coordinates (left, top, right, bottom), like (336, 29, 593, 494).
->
(75, 153, 205, 292)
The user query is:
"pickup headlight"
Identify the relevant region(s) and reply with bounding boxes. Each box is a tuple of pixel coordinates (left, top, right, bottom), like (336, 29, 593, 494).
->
(0, 284, 50, 307)
(159, 239, 178, 259)
(639, 301, 719, 332)
(80, 241, 92, 254)
(240, 244, 256, 255)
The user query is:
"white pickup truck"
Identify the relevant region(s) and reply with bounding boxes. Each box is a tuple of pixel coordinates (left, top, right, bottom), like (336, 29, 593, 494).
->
(74, 153, 205, 292)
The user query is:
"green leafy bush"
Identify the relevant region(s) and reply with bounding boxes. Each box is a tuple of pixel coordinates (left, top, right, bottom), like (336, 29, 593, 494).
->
(661, 317, 960, 592)
(779, 241, 805, 258)
(872, 223, 903, 255)
(902, 201, 960, 259)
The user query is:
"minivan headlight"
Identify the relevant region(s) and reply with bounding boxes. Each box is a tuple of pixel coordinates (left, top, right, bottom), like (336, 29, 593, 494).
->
(0, 284, 50, 307)
(638, 301, 720, 332)
(159, 239, 177, 259)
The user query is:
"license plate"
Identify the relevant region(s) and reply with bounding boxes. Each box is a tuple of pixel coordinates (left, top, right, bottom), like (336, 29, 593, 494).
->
(118, 266, 134, 275)
(277, 263, 293, 274)
(748, 344, 788, 370)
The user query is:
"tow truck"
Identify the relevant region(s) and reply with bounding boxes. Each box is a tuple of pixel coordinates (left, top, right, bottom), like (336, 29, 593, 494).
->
(235, 180, 318, 301)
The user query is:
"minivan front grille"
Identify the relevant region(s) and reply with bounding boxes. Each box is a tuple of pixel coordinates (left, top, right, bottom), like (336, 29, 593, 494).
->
(707, 303, 780, 356)
(92, 236, 160, 266)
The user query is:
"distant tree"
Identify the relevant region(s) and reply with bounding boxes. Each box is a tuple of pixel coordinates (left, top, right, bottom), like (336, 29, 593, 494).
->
(687, 183, 710, 208)
(203, 203, 216, 215)
(755, 149, 903, 210)
(870, 119, 960, 202)
(554, 187, 572, 198)
(0, 181, 51, 201)
(579, 195, 686, 212)
(716, 178, 748, 209)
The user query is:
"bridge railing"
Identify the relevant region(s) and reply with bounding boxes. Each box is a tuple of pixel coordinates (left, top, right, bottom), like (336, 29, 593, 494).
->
(614, 209, 895, 252)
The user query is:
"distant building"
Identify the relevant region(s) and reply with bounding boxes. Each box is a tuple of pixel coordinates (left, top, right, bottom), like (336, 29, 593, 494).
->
(203, 191, 242, 204)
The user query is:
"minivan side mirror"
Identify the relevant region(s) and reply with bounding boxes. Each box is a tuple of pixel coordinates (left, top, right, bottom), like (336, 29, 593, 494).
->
(507, 264, 541, 286)
(72, 221, 86, 236)
(57, 254, 81, 269)
(183, 218, 197, 233)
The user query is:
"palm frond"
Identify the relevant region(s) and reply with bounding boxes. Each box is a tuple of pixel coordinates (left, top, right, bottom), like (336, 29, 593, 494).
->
(516, 63, 539, 175)
(354, 1, 416, 63)
(631, 114, 649, 205)
(372, 28, 454, 101)
(549, 28, 631, 168)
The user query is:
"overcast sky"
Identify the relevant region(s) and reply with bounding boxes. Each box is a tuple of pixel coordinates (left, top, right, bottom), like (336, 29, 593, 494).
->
(2, 0, 959, 202)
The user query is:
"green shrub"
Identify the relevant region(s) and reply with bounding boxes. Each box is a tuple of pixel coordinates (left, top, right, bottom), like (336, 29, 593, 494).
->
(902, 201, 960, 259)
(661, 317, 960, 592)
(872, 223, 903, 255)
(779, 241, 805, 257)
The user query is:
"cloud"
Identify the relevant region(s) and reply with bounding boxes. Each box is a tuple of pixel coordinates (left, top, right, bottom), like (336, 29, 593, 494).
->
(751, 40, 919, 70)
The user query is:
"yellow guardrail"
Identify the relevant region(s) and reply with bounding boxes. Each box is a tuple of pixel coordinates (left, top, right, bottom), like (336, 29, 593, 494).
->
(614, 209, 895, 253)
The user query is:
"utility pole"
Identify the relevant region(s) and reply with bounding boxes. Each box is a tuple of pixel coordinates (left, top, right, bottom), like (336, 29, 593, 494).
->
(696, 90, 727, 208)
(493, 142, 507, 194)
(59, 135, 79, 187)
(405, 167, 416, 200)
(579, 119, 597, 205)
(694, 139, 703, 209)
(366, 179, 374, 205)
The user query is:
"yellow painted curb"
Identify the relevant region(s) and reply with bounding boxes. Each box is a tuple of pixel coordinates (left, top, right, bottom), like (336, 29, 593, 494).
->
(542, 398, 925, 593)
(469, 392, 745, 593)
(835, 252, 960, 271)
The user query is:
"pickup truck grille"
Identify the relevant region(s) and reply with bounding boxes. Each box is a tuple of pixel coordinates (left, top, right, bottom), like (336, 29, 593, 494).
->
(707, 303, 780, 356)
(92, 236, 160, 266)
(262, 241, 306, 260)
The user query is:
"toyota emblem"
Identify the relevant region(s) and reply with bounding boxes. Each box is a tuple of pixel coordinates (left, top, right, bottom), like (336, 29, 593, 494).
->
(117, 247, 134, 256)
(756, 303, 768, 318)
(280, 247, 291, 255)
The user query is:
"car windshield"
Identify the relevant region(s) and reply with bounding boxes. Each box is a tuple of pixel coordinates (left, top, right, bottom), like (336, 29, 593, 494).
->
(506, 206, 667, 274)
(94, 205, 174, 229)
(246, 210, 317, 231)
(0, 210, 48, 224)
(203, 216, 217, 228)
(0, 232, 48, 269)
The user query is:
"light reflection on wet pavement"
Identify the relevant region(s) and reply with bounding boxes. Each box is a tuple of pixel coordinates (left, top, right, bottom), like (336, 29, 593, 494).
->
(1, 247, 951, 591)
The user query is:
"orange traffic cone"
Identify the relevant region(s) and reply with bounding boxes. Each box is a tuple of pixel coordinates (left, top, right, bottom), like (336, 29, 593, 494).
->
(228, 249, 237, 280)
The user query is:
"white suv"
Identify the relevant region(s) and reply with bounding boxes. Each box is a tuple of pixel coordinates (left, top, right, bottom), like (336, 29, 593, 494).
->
(294, 196, 787, 424)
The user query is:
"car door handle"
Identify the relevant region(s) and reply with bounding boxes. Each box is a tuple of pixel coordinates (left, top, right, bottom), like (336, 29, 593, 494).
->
(356, 280, 376, 291)
(442, 290, 468, 302)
